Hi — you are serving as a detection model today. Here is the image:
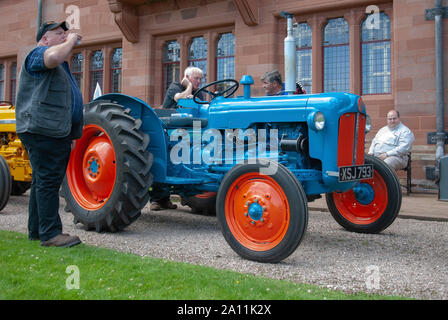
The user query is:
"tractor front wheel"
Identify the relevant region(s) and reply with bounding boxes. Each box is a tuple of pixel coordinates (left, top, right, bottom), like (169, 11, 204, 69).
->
(217, 161, 308, 263)
(61, 100, 153, 232)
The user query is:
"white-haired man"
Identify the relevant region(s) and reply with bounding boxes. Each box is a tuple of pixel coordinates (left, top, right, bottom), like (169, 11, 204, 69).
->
(162, 66, 205, 108)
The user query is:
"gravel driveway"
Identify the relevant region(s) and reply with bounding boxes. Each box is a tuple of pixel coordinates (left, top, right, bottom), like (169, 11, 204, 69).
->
(1, 193, 447, 300)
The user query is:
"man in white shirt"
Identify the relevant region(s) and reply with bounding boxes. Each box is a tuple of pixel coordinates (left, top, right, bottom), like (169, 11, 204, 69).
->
(368, 110, 415, 170)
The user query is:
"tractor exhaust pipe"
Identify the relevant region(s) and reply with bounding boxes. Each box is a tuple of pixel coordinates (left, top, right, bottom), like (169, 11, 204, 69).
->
(281, 11, 296, 94)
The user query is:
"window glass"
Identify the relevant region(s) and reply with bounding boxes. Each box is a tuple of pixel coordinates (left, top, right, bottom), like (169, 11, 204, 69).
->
(188, 36, 207, 86)
(10, 62, 17, 104)
(0, 64, 4, 101)
(323, 18, 350, 92)
(361, 12, 391, 94)
(71, 53, 83, 92)
(162, 40, 180, 95)
(216, 33, 235, 92)
(90, 50, 103, 99)
(110, 48, 122, 93)
(295, 23, 312, 93)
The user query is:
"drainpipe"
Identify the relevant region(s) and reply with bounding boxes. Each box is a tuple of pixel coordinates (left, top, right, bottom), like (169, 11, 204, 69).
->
(37, 0, 43, 28)
(434, 0, 446, 179)
(425, 1, 448, 182)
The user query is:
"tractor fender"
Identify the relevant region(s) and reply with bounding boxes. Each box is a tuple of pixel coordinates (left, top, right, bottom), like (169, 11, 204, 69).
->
(95, 93, 168, 182)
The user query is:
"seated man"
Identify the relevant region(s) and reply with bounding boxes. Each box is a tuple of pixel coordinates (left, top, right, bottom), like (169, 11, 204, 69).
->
(368, 110, 415, 170)
(162, 66, 205, 108)
(151, 66, 204, 211)
(261, 70, 284, 96)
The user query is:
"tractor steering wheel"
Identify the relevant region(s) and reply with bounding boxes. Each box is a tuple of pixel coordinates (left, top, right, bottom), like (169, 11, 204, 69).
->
(193, 79, 239, 104)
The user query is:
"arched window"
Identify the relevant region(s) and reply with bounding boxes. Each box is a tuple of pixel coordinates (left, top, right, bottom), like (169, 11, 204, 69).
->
(90, 50, 103, 99)
(361, 12, 391, 94)
(71, 53, 83, 92)
(295, 23, 312, 93)
(188, 36, 207, 85)
(216, 33, 235, 92)
(323, 18, 350, 92)
(110, 48, 122, 93)
(162, 40, 180, 96)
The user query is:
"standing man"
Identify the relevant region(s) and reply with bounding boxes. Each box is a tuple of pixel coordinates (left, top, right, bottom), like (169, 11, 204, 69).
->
(261, 70, 284, 96)
(15, 21, 83, 247)
(368, 110, 415, 170)
(162, 66, 205, 108)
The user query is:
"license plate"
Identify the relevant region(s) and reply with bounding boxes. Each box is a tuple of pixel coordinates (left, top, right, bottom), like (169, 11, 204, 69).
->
(338, 164, 373, 182)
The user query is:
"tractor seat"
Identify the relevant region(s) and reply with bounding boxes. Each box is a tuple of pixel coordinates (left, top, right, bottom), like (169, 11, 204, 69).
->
(153, 108, 177, 117)
(159, 116, 208, 128)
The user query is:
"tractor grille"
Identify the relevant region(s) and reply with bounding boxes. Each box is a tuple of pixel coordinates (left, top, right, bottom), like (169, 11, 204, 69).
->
(337, 112, 366, 167)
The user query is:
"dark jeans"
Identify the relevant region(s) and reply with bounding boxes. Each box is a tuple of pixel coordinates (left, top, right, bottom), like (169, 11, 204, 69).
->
(18, 132, 72, 241)
(150, 185, 171, 203)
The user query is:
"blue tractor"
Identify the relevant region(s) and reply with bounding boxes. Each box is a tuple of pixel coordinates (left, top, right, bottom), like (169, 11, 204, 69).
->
(61, 76, 402, 263)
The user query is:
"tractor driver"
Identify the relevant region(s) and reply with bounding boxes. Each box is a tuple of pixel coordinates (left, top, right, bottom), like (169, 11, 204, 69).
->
(162, 66, 205, 108)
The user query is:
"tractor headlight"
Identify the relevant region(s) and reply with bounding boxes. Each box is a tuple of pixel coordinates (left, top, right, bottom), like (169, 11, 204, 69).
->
(365, 114, 372, 133)
(308, 111, 325, 131)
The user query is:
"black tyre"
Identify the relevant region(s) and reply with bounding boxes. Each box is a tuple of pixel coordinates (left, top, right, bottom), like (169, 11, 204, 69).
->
(0, 155, 11, 212)
(217, 160, 308, 263)
(181, 192, 217, 216)
(326, 154, 401, 233)
(11, 181, 31, 195)
(61, 100, 153, 232)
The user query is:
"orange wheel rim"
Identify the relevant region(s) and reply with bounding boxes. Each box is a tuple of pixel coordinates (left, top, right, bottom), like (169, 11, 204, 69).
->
(66, 124, 117, 210)
(225, 172, 290, 251)
(333, 170, 388, 225)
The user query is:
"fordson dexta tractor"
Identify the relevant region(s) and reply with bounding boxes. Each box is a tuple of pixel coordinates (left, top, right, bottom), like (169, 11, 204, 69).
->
(0, 14, 401, 263)
(60, 75, 402, 263)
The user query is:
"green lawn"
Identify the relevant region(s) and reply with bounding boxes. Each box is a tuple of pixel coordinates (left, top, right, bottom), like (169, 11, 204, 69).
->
(0, 229, 407, 300)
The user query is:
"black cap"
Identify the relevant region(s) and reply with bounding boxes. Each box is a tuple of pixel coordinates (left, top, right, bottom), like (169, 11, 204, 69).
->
(36, 21, 68, 42)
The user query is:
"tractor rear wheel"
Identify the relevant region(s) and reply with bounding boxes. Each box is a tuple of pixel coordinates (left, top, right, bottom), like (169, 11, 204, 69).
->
(61, 100, 153, 232)
(217, 161, 308, 263)
(326, 155, 401, 234)
(0, 155, 11, 212)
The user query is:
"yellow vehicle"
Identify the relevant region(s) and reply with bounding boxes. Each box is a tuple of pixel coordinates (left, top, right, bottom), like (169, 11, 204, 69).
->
(0, 101, 32, 211)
